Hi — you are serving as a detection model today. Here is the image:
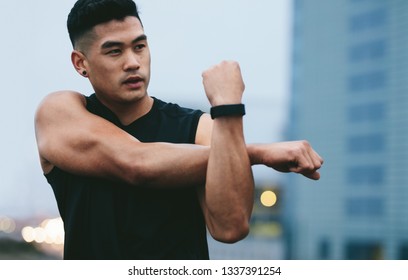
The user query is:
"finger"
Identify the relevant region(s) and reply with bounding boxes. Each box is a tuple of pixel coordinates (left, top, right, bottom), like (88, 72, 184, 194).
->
(289, 162, 321, 180)
(301, 145, 323, 174)
(303, 170, 321, 180)
(306, 153, 323, 180)
(287, 142, 323, 175)
(291, 156, 322, 180)
(311, 150, 324, 169)
(296, 148, 316, 174)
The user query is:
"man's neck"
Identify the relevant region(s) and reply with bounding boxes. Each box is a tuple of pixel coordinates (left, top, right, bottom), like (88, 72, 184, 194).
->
(95, 94, 154, 126)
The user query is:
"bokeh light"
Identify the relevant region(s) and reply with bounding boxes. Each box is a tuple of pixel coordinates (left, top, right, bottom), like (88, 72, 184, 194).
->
(22, 226, 35, 243)
(0, 216, 16, 233)
(260, 190, 278, 207)
(21, 218, 64, 245)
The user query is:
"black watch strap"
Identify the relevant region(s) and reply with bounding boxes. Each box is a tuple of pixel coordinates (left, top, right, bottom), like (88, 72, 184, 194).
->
(210, 104, 246, 119)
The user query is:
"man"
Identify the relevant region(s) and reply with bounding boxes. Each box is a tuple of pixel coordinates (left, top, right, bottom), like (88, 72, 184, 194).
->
(35, 0, 323, 259)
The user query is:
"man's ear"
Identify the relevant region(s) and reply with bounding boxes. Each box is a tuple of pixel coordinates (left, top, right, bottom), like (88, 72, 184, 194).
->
(71, 50, 88, 77)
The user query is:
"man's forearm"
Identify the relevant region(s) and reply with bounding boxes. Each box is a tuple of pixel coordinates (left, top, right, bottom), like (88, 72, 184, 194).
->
(125, 142, 210, 188)
(202, 116, 254, 242)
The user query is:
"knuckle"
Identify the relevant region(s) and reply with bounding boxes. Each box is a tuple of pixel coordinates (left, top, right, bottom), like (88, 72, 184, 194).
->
(303, 163, 313, 171)
(300, 140, 310, 148)
(293, 144, 303, 155)
(319, 156, 324, 164)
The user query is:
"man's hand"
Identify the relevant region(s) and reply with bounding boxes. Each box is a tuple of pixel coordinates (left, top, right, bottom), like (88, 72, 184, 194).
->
(202, 61, 245, 106)
(249, 141, 324, 180)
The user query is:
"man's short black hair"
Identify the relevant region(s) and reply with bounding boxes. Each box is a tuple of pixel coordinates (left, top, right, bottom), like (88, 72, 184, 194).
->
(67, 0, 142, 48)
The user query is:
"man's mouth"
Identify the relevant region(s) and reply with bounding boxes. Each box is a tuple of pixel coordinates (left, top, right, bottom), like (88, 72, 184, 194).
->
(123, 76, 144, 88)
(124, 76, 143, 83)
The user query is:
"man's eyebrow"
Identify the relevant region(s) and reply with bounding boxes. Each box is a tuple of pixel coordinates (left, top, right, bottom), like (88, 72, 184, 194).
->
(101, 41, 123, 49)
(132, 34, 147, 44)
(101, 34, 148, 49)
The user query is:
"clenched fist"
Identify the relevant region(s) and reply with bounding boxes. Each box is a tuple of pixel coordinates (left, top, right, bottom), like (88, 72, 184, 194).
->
(250, 141, 324, 180)
(202, 61, 245, 106)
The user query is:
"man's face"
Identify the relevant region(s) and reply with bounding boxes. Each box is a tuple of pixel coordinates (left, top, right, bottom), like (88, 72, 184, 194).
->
(83, 16, 151, 106)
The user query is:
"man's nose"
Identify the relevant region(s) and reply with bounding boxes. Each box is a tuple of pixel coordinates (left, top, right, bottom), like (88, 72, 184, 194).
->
(123, 52, 141, 71)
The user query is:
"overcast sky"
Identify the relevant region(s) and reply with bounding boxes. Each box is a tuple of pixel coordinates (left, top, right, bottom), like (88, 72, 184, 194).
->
(0, 0, 292, 219)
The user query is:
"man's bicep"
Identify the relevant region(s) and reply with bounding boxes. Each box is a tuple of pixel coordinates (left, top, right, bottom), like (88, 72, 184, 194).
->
(195, 113, 213, 146)
(35, 91, 83, 167)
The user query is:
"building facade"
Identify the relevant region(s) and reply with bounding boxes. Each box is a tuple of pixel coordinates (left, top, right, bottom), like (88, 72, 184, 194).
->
(285, 0, 408, 259)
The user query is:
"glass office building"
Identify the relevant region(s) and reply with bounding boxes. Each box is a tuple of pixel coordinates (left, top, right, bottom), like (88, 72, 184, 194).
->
(285, 0, 408, 259)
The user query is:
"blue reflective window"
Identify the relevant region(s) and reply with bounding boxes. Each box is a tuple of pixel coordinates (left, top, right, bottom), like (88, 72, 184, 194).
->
(347, 134, 385, 153)
(346, 165, 385, 186)
(348, 71, 387, 92)
(345, 197, 384, 217)
(348, 103, 385, 122)
(350, 9, 387, 32)
(349, 40, 387, 62)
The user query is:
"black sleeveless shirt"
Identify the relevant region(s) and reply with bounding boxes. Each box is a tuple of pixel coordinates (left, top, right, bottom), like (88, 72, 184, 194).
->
(45, 94, 209, 259)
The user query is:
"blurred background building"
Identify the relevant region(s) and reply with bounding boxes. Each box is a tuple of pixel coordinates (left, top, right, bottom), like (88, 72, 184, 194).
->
(284, 0, 408, 259)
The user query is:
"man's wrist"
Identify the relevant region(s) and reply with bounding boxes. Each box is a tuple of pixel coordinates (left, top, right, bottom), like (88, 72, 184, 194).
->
(246, 144, 264, 166)
(210, 104, 246, 119)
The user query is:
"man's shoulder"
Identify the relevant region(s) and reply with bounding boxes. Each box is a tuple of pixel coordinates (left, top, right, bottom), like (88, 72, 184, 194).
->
(37, 91, 86, 111)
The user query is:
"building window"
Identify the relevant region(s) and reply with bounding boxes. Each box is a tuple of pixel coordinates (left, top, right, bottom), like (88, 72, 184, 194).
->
(345, 197, 384, 217)
(348, 71, 387, 92)
(348, 102, 385, 122)
(345, 241, 383, 259)
(349, 8, 387, 32)
(346, 165, 385, 186)
(347, 133, 385, 153)
(349, 40, 387, 62)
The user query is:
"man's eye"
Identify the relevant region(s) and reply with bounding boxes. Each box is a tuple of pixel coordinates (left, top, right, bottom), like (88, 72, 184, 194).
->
(135, 44, 146, 51)
(107, 49, 121, 55)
